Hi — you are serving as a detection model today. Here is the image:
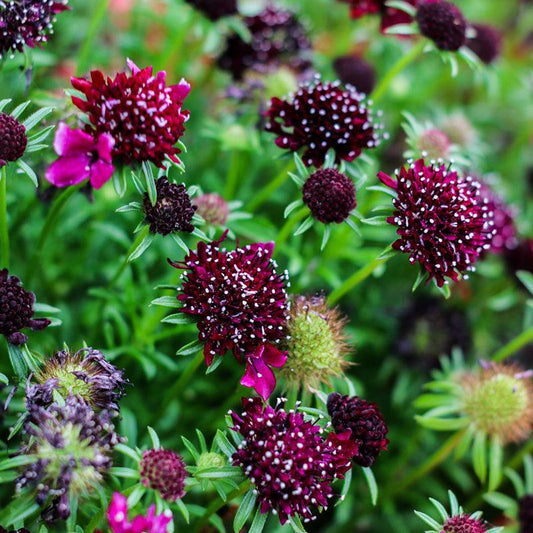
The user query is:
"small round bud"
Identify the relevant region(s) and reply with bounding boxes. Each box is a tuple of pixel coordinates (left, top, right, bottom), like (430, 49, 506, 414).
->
(466, 23, 502, 64)
(197, 452, 226, 470)
(140, 448, 187, 501)
(333, 55, 376, 95)
(416, 0, 467, 51)
(0, 112, 27, 166)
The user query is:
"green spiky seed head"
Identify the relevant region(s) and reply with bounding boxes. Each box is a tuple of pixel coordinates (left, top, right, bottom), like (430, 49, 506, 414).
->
(197, 452, 226, 471)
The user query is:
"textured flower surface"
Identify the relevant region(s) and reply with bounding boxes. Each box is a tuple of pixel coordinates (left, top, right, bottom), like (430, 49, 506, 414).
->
(0, 269, 50, 346)
(140, 448, 187, 501)
(108, 492, 173, 533)
(230, 397, 355, 525)
(45, 123, 115, 189)
(378, 159, 491, 287)
(416, 128, 450, 160)
(337, 0, 417, 31)
(416, 0, 467, 51)
(333, 55, 376, 95)
(0, 112, 27, 166)
(194, 193, 230, 227)
(71, 59, 190, 167)
(16, 396, 121, 520)
(519, 494, 533, 533)
(441, 514, 488, 532)
(265, 77, 382, 167)
(466, 23, 502, 64)
(0, 0, 69, 59)
(170, 233, 289, 399)
(142, 177, 196, 235)
(327, 392, 389, 467)
(184, 0, 238, 21)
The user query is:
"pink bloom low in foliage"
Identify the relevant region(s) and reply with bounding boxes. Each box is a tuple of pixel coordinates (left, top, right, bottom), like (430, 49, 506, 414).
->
(107, 492, 173, 533)
(45, 123, 115, 189)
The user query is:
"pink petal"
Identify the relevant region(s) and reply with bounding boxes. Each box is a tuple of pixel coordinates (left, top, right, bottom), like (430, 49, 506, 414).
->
(126, 58, 141, 74)
(53, 122, 95, 156)
(377, 171, 398, 190)
(45, 153, 90, 187)
(241, 356, 276, 401)
(90, 159, 115, 189)
(108, 492, 130, 533)
(261, 343, 287, 368)
(175, 78, 191, 101)
(96, 133, 115, 162)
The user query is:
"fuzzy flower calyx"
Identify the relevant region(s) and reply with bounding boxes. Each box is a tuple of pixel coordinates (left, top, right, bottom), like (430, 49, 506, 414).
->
(71, 60, 190, 168)
(416, 0, 467, 51)
(265, 76, 383, 168)
(170, 233, 289, 400)
(140, 448, 187, 501)
(0, 112, 27, 166)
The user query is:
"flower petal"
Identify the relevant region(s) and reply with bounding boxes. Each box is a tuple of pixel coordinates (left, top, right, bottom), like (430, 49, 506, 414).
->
(45, 154, 91, 187)
(96, 133, 115, 162)
(53, 122, 95, 156)
(261, 343, 287, 368)
(241, 356, 277, 401)
(90, 160, 115, 190)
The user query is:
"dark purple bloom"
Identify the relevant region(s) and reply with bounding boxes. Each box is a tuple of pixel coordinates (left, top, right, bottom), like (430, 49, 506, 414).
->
(194, 193, 230, 227)
(183, 0, 237, 21)
(71, 60, 190, 168)
(0, 269, 50, 346)
(0, 112, 27, 166)
(416, 0, 467, 51)
(265, 77, 383, 168)
(327, 393, 389, 467)
(302, 168, 356, 224)
(504, 238, 533, 288)
(378, 159, 492, 287)
(0, 0, 69, 59)
(466, 23, 502, 64)
(170, 233, 289, 400)
(143, 177, 196, 235)
(230, 397, 356, 525)
(333, 55, 376, 95)
(519, 494, 533, 533)
(45, 123, 115, 189)
(140, 449, 187, 502)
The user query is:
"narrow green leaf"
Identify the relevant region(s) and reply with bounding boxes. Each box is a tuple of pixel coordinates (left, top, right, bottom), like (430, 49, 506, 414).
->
(362, 467, 378, 505)
(127, 232, 154, 262)
(293, 153, 309, 179)
(113, 166, 127, 197)
(321, 225, 331, 251)
(472, 431, 487, 483)
(517, 271, 533, 296)
(176, 498, 190, 523)
(17, 159, 38, 187)
(22, 106, 54, 130)
(284, 199, 303, 219)
(294, 216, 314, 236)
(233, 490, 257, 532)
(215, 430, 236, 458)
(142, 161, 157, 206)
(161, 313, 191, 325)
(10, 100, 30, 119)
(148, 426, 161, 449)
(151, 296, 180, 308)
(483, 492, 518, 512)
(181, 436, 200, 461)
(248, 507, 268, 533)
(488, 437, 503, 491)
(176, 339, 202, 356)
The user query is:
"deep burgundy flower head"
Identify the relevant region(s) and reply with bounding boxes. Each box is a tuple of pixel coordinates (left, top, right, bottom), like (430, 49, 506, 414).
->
(327, 392, 389, 467)
(265, 76, 383, 168)
(302, 168, 356, 224)
(0, 112, 27, 167)
(441, 514, 488, 532)
(0, 0, 69, 59)
(170, 233, 289, 399)
(333, 55, 376, 95)
(184, 0, 238, 21)
(466, 23, 502, 64)
(230, 397, 355, 525)
(140, 449, 187, 502)
(416, 0, 467, 51)
(0, 269, 50, 346)
(71, 60, 190, 168)
(378, 159, 492, 287)
(0, 528, 30, 533)
(194, 193, 230, 227)
(519, 494, 533, 533)
(337, 0, 418, 31)
(17, 396, 121, 520)
(505, 239, 533, 287)
(217, 5, 311, 80)
(142, 177, 196, 235)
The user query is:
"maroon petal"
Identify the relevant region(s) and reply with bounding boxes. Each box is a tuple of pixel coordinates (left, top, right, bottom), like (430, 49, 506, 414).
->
(241, 356, 277, 400)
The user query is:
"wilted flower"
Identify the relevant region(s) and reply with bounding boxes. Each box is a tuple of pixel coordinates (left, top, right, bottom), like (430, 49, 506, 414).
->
(466, 23, 502, 64)
(283, 295, 350, 388)
(378, 159, 492, 287)
(230, 397, 356, 525)
(107, 492, 173, 533)
(327, 393, 389, 467)
(416, 0, 467, 51)
(265, 76, 383, 167)
(0, 269, 50, 346)
(26, 346, 125, 413)
(140, 448, 187, 502)
(0, 0, 69, 59)
(0, 112, 27, 167)
(71, 60, 190, 168)
(194, 193, 230, 227)
(45, 123, 115, 189)
(184, 0, 238, 21)
(333, 55, 376, 95)
(170, 233, 289, 400)
(142, 177, 196, 235)
(16, 396, 121, 520)
(337, 0, 418, 32)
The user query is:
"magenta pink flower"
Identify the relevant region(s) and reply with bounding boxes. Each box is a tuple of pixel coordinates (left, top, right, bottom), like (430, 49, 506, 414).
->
(107, 492, 172, 533)
(45, 123, 115, 189)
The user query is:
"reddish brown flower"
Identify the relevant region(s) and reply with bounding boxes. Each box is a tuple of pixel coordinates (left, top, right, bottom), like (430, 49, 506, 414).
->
(140, 449, 187, 502)
(0, 112, 27, 167)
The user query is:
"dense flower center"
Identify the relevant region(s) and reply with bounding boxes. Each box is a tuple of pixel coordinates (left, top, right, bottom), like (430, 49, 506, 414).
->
(0, 112, 28, 166)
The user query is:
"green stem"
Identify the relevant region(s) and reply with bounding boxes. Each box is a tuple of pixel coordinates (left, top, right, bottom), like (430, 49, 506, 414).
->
(247, 160, 295, 212)
(327, 245, 393, 305)
(76, 0, 110, 75)
(0, 167, 8, 269)
(224, 151, 242, 200)
(493, 327, 533, 362)
(371, 39, 426, 103)
(275, 207, 309, 250)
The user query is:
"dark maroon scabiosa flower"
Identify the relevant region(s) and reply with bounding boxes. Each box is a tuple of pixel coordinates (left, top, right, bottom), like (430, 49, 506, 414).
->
(0, 0, 69, 59)
(16, 396, 121, 521)
(265, 77, 383, 168)
(71, 60, 190, 168)
(184, 0, 238, 21)
(142, 177, 196, 235)
(140, 449, 187, 502)
(218, 5, 311, 81)
(194, 193, 230, 227)
(466, 23, 502, 65)
(416, 0, 467, 51)
(302, 168, 356, 224)
(337, 0, 417, 31)
(333, 55, 376, 95)
(0, 112, 27, 167)
(26, 347, 125, 414)
(441, 515, 488, 532)
(378, 159, 491, 287)
(230, 397, 355, 525)
(0, 269, 50, 346)
(170, 233, 289, 400)
(519, 494, 533, 533)
(327, 392, 389, 467)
